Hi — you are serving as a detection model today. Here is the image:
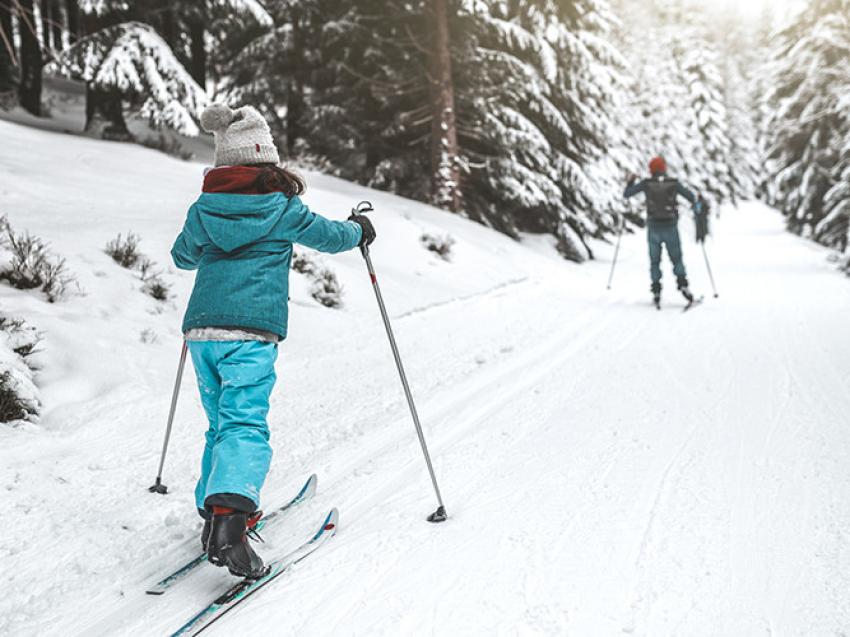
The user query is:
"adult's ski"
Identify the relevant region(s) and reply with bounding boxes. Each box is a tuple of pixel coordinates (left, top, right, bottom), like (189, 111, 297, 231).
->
(683, 295, 705, 312)
(170, 508, 339, 637)
(146, 474, 318, 595)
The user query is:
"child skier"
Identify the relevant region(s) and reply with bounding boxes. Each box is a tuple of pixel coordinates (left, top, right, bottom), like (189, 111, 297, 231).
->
(623, 156, 702, 307)
(171, 103, 375, 578)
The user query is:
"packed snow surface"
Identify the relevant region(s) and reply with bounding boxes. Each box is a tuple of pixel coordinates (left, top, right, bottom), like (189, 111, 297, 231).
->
(1, 117, 849, 636)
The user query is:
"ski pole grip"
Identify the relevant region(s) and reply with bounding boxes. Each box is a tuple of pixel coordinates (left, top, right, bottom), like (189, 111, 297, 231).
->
(351, 201, 374, 257)
(351, 201, 373, 216)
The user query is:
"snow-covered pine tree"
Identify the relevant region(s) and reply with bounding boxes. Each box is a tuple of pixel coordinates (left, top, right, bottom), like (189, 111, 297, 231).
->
(762, 0, 850, 248)
(613, 0, 751, 210)
(455, 0, 628, 259)
(153, 0, 272, 90)
(216, 0, 628, 257)
(214, 0, 352, 158)
(715, 10, 761, 209)
(679, 35, 733, 204)
(53, 21, 208, 138)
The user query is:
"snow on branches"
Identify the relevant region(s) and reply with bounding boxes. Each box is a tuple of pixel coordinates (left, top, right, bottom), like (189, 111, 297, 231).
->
(762, 3, 850, 250)
(53, 22, 208, 136)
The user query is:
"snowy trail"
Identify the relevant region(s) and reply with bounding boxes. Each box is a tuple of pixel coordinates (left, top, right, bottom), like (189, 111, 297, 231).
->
(2, 118, 850, 636)
(253, 203, 850, 637)
(69, 204, 848, 637)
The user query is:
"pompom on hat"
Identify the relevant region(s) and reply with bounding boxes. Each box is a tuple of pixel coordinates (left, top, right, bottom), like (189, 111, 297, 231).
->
(200, 103, 280, 167)
(649, 156, 667, 174)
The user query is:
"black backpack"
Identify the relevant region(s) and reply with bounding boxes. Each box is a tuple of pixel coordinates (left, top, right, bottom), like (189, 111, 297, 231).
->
(645, 175, 680, 222)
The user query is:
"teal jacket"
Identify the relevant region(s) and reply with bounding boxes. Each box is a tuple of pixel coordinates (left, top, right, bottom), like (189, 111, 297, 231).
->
(171, 192, 362, 339)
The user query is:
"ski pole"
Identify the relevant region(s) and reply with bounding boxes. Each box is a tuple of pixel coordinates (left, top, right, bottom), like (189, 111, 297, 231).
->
(351, 201, 447, 523)
(607, 212, 625, 290)
(701, 242, 719, 298)
(149, 340, 188, 494)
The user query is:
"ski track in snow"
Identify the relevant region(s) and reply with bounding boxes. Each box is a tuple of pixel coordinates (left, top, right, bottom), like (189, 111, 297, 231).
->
(1, 118, 850, 636)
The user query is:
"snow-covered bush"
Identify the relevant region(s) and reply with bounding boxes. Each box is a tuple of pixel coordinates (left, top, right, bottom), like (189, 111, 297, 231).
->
(291, 249, 344, 308)
(0, 315, 41, 425)
(420, 233, 455, 261)
(105, 232, 171, 301)
(0, 216, 76, 303)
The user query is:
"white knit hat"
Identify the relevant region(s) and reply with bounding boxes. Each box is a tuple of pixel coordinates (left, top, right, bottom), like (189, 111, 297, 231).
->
(200, 103, 280, 167)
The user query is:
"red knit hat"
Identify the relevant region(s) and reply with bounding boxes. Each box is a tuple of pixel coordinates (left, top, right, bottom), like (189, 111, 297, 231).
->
(649, 157, 667, 174)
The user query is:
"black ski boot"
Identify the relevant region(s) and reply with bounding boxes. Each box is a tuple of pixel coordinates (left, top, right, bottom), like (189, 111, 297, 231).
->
(207, 509, 267, 579)
(651, 282, 662, 309)
(200, 509, 212, 551)
(201, 509, 262, 552)
(676, 276, 694, 302)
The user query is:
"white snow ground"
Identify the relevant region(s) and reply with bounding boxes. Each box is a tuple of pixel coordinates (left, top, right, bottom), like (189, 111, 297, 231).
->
(1, 113, 849, 637)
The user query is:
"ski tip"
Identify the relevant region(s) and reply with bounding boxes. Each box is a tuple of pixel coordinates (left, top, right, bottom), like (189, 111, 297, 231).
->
(322, 508, 340, 533)
(301, 474, 318, 499)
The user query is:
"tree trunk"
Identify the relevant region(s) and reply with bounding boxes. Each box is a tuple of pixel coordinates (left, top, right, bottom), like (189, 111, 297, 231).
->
(50, 0, 63, 50)
(426, 0, 461, 213)
(159, 7, 177, 51)
(189, 17, 206, 88)
(41, 0, 61, 50)
(17, 0, 42, 116)
(285, 15, 304, 156)
(65, 0, 80, 43)
(0, 0, 16, 101)
(85, 83, 132, 141)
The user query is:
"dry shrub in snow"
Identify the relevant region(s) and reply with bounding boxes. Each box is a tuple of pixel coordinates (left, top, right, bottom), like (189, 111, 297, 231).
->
(105, 232, 142, 269)
(105, 233, 171, 301)
(292, 249, 344, 308)
(420, 232, 455, 261)
(0, 216, 76, 302)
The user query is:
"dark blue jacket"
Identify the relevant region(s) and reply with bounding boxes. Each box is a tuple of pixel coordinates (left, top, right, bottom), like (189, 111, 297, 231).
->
(624, 171, 696, 227)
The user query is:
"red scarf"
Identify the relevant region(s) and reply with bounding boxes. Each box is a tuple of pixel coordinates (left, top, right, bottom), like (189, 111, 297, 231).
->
(202, 166, 266, 194)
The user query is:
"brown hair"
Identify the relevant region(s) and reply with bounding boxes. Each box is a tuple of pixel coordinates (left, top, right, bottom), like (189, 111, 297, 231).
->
(246, 163, 306, 197)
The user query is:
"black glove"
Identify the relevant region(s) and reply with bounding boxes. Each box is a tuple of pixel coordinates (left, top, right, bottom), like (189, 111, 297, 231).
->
(348, 213, 376, 247)
(627, 174, 637, 188)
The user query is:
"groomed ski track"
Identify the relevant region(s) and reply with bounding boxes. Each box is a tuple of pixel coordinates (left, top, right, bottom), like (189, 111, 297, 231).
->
(0, 119, 848, 636)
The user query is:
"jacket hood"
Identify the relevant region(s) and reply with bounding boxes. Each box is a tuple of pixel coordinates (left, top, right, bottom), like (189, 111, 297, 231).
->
(194, 192, 287, 252)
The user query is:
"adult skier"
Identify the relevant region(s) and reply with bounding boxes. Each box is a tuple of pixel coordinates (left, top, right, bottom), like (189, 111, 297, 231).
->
(171, 103, 375, 579)
(623, 156, 702, 306)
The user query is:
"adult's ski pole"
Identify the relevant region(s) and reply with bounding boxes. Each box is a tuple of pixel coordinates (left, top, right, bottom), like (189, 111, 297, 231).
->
(607, 212, 625, 290)
(351, 201, 447, 523)
(701, 242, 719, 298)
(149, 340, 188, 494)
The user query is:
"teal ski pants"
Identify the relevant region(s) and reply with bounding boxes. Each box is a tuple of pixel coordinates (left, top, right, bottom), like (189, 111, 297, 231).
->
(187, 340, 278, 513)
(647, 224, 687, 286)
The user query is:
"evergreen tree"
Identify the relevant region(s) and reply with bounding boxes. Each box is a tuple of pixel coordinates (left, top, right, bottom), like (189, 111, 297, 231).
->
(614, 0, 753, 210)
(762, 0, 850, 243)
(216, 0, 628, 259)
(55, 21, 208, 137)
(454, 0, 628, 258)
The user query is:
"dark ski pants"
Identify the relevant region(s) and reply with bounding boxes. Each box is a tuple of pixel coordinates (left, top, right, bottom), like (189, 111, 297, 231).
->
(647, 224, 687, 287)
